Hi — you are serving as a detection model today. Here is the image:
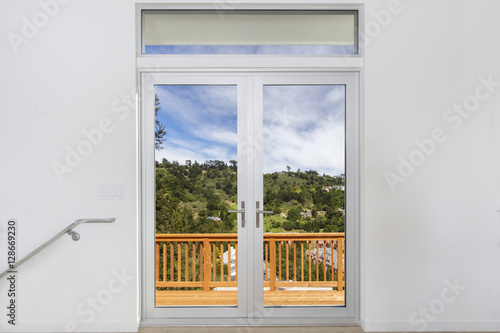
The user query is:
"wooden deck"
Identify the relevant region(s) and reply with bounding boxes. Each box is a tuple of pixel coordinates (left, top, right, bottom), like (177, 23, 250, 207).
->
(155, 233, 345, 307)
(156, 290, 344, 306)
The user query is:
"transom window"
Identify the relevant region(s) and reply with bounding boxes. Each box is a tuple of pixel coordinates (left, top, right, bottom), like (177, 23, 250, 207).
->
(141, 10, 358, 55)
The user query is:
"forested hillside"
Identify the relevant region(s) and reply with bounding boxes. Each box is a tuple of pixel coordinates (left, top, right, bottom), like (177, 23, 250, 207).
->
(155, 158, 345, 234)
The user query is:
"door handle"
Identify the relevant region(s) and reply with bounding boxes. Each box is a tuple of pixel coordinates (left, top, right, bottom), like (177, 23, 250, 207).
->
(256, 201, 272, 228)
(228, 201, 246, 228)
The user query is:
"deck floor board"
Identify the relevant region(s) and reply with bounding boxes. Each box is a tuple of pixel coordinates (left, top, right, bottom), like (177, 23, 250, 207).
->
(156, 290, 344, 306)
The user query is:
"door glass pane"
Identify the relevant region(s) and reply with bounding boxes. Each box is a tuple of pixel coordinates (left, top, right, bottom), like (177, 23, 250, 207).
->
(262, 85, 345, 306)
(154, 85, 239, 306)
(142, 10, 357, 55)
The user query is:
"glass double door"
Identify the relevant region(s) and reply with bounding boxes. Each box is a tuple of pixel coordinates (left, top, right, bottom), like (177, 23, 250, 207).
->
(142, 72, 358, 321)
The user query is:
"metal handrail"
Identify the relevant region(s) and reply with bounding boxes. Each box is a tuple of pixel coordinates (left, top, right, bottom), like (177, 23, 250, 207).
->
(0, 218, 115, 279)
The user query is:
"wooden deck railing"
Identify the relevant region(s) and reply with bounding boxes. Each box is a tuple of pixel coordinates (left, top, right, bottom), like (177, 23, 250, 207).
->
(156, 233, 344, 291)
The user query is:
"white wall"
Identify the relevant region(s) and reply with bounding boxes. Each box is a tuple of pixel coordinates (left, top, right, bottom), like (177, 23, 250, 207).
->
(362, 0, 500, 331)
(0, 0, 499, 332)
(0, 0, 138, 332)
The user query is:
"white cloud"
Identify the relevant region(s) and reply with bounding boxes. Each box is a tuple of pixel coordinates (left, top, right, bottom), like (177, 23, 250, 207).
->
(156, 84, 237, 146)
(195, 127, 237, 146)
(156, 133, 236, 164)
(155, 84, 345, 176)
(262, 85, 345, 176)
(263, 120, 345, 176)
(200, 145, 235, 161)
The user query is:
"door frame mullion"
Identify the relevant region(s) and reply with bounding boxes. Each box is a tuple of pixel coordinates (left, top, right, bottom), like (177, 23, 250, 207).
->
(250, 75, 265, 317)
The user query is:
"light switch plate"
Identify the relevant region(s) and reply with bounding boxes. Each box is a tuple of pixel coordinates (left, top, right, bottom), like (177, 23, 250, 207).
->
(97, 184, 124, 200)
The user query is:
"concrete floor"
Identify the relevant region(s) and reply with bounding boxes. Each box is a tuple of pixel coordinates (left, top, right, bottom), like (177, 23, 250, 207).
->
(140, 328, 363, 333)
(139, 328, 495, 333)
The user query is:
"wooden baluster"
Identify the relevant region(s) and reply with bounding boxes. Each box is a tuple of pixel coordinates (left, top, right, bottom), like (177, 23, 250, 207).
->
(212, 243, 216, 282)
(200, 243, 204, 282)
(301, 242, 304, 282)
(337, 237, 344, 291)
(293, 241, 296, 282)
(324, 253, 327, 282)
(203, 239, 210, 291)
(278, 241, 282, 282)
(163, 243, 167, 282)
(286, 242, 289, 282)
(235, 242, 238, 282)
(220, 242, 224, 282)
(184, 242, 188, 282)
(156, 243, 160, 283)
(270, 238, 276, 291)
(324, 240, 327, 282)
(316, 240, 319, 282)
(308, 241, 312, 282)
(170, 243, 174, 282)
(332, 240, 335, 283)
(192, 242, 196, 282)
(227, 242, 231, 283)
(265, 242, 269, 283)
(177, 242, 181, 282)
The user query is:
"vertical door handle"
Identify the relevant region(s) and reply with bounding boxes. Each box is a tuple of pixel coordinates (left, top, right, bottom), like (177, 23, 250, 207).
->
(256, 201, 273, 228)
(228, 201, 246, 228)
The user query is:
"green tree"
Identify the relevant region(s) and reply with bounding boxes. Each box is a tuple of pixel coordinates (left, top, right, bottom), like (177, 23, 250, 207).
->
(229, 160, 237, 171)
(206, 197, 221, 212)
(155, 94, 167, 150)
(287, 207, 300, 222)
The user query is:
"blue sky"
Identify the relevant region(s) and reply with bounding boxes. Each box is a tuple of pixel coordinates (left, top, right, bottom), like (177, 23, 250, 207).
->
(155, 85, 237, 165)
(155, 84, 345, 176)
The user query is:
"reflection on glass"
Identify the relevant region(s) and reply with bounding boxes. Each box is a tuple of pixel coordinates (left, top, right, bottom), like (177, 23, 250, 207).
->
(154, 85, 238, 306)
(262, 85, 346, 307)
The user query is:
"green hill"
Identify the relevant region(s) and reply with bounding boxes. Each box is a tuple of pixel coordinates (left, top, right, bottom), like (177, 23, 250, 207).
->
(155, 159, 345, 234)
